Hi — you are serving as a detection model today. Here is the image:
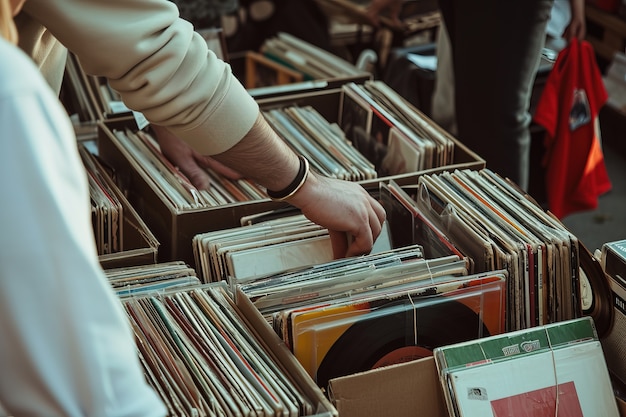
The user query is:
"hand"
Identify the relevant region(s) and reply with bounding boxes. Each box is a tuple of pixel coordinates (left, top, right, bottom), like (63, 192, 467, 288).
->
(287, 173, 387, 259)
(366, 0, 404, 27)
(564, 0, 586, 41)
(151, 125, 242, 190)
(209, 113, 386, 258)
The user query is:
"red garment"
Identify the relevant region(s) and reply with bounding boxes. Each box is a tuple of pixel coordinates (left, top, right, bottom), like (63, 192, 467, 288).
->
(533, 39, 611, 219)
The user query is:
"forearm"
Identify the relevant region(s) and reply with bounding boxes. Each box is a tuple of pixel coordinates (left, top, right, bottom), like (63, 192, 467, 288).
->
(211, 112, 386, 258)
(570, 0, 584, 21)
(211, 113, 302, 193)
(566, 0, 586, 40)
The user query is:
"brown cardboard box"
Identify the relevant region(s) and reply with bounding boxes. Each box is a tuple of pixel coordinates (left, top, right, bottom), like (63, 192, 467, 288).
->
(97, 87, 484, 269)
(328, 356, 626, 417)
(97, 186, 159, 270)
(97, 118, 286, 268)
(328, 357, 447, 417)
(256, 88, 486, 189)
(94, 148, 160, 269)
(235, 287, 338, 416)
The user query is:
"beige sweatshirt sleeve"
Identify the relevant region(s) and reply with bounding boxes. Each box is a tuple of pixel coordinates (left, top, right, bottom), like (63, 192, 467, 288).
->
(21, 0, 259, 155)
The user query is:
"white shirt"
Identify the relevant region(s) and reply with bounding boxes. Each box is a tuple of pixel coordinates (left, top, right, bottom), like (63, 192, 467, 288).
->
(0, 37, 166, 416)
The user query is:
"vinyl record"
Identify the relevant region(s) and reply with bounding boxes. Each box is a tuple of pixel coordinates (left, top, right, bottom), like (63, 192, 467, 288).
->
(578, 241, 614, 338)
(315, 296, 490, 389)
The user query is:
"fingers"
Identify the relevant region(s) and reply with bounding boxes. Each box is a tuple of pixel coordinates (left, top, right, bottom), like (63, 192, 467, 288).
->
(329, 230, 350, 259)
(288, 174, 386, 259)
(344, 195, 386, 258)
(369, 193, 387, 226)
(181, 163, 212, 190)
(163, 147, 210, 189)
(322, 184, 386, 258)
(201, 156, 244, 180)
(326, 204, 385, 259)
(153, 125, 213, 190)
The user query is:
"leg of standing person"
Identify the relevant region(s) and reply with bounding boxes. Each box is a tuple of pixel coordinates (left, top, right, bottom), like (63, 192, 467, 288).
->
(438, 0, 554, 191)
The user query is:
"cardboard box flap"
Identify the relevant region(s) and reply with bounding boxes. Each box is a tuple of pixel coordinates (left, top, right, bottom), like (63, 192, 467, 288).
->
(235, 287, 338, 416)
(328, 356, 447, 417)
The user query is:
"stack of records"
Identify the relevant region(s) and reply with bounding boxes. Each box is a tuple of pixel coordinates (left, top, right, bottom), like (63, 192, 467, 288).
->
(434, 317, 619, 417)
(63, 53, 106, 122)
(339, 81, 456, 176)
(261, 32, 369, 81)
(379, 180, 467, 263)
(395, 168, 581, 331)
(263, 105, 377, 181)
(79, 142, 160, 268)
(123, 282, 331, 416)
(237, 247, 507, 389)
(105, 261, 201, 297)
(193, 212, 392, 285)
(193, 214, 333, 285)
(79, 144, 123, 256)
(110, 127, 267, 210)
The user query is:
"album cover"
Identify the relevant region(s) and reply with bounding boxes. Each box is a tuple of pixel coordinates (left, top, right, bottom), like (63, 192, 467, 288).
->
(263, 32, 367, 79)
(281, 272, 506, 388)
(338, 81, 457, 177)
(285, 105, 376, 180)
(380, 126, 421, 176)
(379, 180, 465, 261)
(193, 214, 322, 282)
(338, 86, 381, 170)
(410, 180, 497, 273)
(105, 261, 201, 297)
(264, 105, 376, 181)
(78, 144, 123, 255)
(435, 317, 617, 417)
(225, 232, 333, 284)
(365, 81, 452, 166)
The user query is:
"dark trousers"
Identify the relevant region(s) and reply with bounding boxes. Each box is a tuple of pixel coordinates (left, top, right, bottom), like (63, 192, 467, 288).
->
(438, 0, 554, 190)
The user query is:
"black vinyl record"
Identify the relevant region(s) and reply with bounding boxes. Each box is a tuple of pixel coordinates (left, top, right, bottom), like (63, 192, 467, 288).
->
(315, 296, 490, 389)
(578, 241, 614, 338)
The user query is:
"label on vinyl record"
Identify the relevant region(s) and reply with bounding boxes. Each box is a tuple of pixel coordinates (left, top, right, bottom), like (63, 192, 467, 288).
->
(371, 345, 433, 369)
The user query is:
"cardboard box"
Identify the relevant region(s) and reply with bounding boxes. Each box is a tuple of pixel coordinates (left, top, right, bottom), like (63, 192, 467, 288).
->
(88, 141, 160, 270)
(98, 87, 484, 269)
(328, 355, 626, 417)
(328, 357, 447, 417)
(97, 183, 159, 270)
(256, 88, 486, 189)
(235, 287, 338, 416)
(97, 118, 287, 268)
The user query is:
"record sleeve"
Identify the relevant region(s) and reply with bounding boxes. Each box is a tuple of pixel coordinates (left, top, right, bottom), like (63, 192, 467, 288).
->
(434, 317, 618, 417)
(283, 272, 506, 389)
